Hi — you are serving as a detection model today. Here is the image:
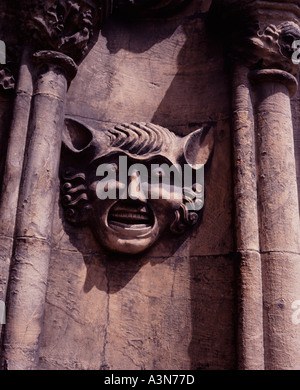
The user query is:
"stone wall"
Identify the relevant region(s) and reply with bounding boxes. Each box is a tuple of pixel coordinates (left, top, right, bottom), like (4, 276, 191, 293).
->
(39, 1, 236, 370)
(1, 0, 300, 371)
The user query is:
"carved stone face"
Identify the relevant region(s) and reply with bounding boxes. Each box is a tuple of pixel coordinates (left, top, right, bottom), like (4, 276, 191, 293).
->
(61, 119, 214, 254)
(87, 155, 185, 254)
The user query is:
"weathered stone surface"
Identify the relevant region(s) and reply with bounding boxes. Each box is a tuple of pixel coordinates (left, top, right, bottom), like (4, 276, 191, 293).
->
(1, 0, 114, 369)
(39, 242, 235, 369)
(36, 1, 236, 369)
(1, 0, 300, 371)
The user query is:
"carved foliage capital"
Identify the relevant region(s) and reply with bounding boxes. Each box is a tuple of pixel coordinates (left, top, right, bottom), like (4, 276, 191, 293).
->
(19, 0, 112, 63)
(247, 21, 300, 74)
(226, 20, 300, 75)
(210, 1, 300, 74)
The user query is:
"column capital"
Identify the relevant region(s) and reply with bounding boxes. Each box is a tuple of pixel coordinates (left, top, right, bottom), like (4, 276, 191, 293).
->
(32, 50, 78, 84)
(18, 0, 113, 64)
(212, 0, 300, 76)
(241, 21, 300, 76)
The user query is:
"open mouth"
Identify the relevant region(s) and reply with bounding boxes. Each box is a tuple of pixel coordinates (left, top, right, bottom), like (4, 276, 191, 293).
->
(108, 201, 154, 229)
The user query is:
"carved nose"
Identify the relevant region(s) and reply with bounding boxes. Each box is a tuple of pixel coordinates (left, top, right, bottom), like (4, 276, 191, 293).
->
(128, 171, 147, 202)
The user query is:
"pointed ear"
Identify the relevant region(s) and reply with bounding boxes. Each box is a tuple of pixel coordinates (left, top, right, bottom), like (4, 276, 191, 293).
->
(183, 127, 215, 168)
(62, 117, 94, 153)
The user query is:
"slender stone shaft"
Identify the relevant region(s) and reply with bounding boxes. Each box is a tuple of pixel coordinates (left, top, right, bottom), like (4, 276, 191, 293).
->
(1, 52, 77, 369)
(0, 47, 33, 336)
(250, 69, 300, 370)
(232, 65, 264, 370)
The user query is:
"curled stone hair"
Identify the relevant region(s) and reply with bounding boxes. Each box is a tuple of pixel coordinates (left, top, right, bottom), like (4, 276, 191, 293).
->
(107, 122, 176, 156)
(61, 171, 91, 225)
(170, 188, 203, 234)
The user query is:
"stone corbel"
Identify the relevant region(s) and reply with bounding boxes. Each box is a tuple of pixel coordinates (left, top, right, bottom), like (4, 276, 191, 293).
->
(213, 0, 300, 370)
(0, 0, 112, 370)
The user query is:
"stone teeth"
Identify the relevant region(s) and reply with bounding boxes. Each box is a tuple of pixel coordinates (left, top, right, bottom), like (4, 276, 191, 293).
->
(111, 212, 148, 220)
(112, 207, 148, 214)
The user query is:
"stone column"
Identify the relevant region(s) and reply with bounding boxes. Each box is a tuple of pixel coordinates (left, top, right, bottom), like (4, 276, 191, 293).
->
(250, 65, 300, 369)
(1, 53, 77, 370)
(232, 64, 264, 370)
(1, 0, 111, 370)
(0, 48, 33, 337)
(216, 0, 300, 369)
(246, 19, 300, 370)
